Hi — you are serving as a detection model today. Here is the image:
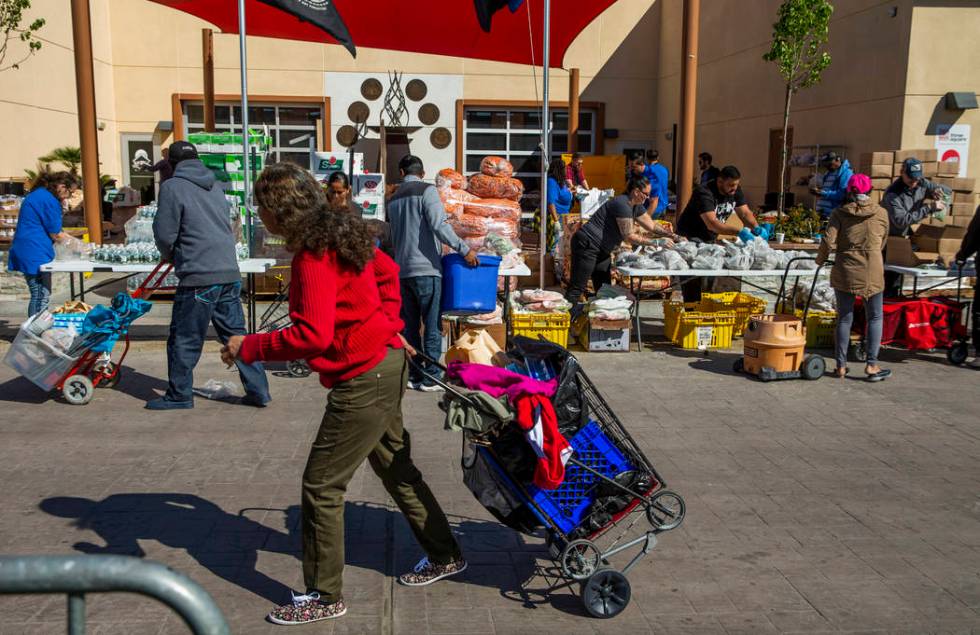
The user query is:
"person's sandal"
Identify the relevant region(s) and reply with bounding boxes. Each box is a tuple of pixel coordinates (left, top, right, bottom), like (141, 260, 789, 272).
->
(267, 592, 346, 625)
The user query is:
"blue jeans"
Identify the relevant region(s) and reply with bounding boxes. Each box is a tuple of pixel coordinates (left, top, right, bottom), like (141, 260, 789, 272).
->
(24, 272, 52, 317)
(400, 276, 443, 385)
(835, 290, 883, 369)
(165, 282, 270, 403)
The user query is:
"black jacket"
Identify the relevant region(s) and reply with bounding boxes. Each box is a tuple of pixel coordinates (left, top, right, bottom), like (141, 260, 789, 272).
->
(956, 206, 980, 263)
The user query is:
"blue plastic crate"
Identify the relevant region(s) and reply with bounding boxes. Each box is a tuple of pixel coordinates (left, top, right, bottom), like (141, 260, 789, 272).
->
(526, 421, 634, 535)
(52, 313, 88, 329)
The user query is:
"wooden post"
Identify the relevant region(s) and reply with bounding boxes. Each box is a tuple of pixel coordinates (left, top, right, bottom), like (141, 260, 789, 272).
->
(70, 0, 102, 244)
(202, 29, 216, 132)
(677, 0, 700, 215)
(567, 68, 580, 155)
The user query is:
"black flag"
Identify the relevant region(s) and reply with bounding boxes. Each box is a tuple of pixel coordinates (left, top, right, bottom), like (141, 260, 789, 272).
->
(258, 0, 356, 57)
(474, 0, 526, 32)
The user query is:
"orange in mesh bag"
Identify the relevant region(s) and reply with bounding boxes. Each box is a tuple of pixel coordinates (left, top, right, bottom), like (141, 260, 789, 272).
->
(439, 187, 477, 216)
(463, 198, 521, 221)
(448, 214, 489, 237)
(480, 156, 514, 178)
(437, 168, 467, 190)
(466, 174, 524, 201)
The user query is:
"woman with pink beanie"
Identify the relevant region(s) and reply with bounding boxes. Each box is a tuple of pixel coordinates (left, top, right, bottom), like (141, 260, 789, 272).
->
(816, 173, 892, 381)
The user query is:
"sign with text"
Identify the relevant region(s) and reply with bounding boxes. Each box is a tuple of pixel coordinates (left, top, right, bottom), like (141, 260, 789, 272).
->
(935, 124, 970, 177)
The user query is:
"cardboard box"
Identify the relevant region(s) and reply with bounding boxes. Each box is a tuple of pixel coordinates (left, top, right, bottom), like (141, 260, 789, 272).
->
(950, 203, 975, 217)
(312, 151, 363, 176)
(894, 148, 938, 162)
(921, 162, 938, 178)
(919, 216, 949, 227)
(953, 191, 978, 206)
(575, 317, 631, 352)
(949, 177, 976, 193)
(457, 321, 506, 349)
(950, 216, 975, 228)
(913, 224, 967, 264)
(937, 160, 960, 177)
(886, 236, 938, 266)
(935, 177, 956, 189)
(861, 164, 893, 178)
(893, 163, 904, 177)
(868, 189, 883, 204)
(871, 178, 892, 191)
(860, 152, 894, 165)
(353, 173, 386, 221)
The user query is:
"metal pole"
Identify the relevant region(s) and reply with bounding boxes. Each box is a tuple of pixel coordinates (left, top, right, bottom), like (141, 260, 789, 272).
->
(69, 0, 103, 245)
(538, 0, 550, 289)
(237, 0, 252, 256)
(202, 29, 216, 132)
(677, 0, 700, 216)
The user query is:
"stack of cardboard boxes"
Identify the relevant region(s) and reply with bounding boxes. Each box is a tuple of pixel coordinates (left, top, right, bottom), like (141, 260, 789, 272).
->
(859, 148, 976, 267)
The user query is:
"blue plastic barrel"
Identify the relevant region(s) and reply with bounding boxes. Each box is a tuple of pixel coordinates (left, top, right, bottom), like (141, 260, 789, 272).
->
(440, 254, 501, 312)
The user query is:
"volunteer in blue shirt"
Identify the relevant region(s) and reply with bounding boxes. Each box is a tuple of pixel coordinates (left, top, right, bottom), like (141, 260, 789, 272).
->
(8, 171, 78, 317)
(643, 150, 670, 219)
(812, 151, 853, 220)
(546, 158, 573, 221)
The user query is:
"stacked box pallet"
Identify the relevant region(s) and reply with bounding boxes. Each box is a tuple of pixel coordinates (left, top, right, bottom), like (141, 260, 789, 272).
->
(858, 151, 894, 205)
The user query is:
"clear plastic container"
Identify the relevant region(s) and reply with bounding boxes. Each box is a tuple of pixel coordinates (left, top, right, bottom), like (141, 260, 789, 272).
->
(3, 321, 79, 391)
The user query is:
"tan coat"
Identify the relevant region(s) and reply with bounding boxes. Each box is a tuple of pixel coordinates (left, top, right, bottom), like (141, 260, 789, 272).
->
(815, 199, 889, 297)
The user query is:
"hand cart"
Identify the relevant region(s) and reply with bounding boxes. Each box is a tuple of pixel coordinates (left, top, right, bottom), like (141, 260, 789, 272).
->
(256, 281, 311, 378)
(414, 342, 685, 619)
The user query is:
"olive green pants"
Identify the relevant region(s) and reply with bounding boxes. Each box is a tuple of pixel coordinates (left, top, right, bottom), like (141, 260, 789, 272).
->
(302, 347, 462, 602)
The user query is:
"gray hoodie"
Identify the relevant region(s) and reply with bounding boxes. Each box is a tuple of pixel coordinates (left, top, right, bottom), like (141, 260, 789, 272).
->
(881, 177, 950, 237)
(153, 159, 240, 287)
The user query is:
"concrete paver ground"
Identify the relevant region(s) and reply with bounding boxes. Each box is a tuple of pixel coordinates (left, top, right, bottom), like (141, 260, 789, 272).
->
(0, 339, 978, 634)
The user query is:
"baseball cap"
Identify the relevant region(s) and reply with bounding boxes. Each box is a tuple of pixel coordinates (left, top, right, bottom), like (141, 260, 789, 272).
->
(819, 151, 839, 164)
(902, 157, 923, 179)
(168, 141, 199, 165)
(846, 173, 872, 194)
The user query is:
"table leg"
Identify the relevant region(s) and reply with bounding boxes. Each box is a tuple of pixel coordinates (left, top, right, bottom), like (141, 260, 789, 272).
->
(69, 273, 76, 300)
(79, 273, 86, 303)
(247, 273, 257, 333)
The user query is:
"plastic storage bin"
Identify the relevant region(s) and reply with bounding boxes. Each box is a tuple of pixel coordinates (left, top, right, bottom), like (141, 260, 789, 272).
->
(511, 311, 571, 348)
(526, 421, 635, 534)
(441, 254, 501, 312)
(3, 322, 78, 391)
(795, 309, 837, 348)
(662, 300, 701, 343)
(674, 311, 736, 349)
(702, 292, 767, 336)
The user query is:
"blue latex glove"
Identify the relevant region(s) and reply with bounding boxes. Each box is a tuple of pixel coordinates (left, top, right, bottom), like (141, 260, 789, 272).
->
(738, 227, 754, 244)
(751, 225, 770, 240)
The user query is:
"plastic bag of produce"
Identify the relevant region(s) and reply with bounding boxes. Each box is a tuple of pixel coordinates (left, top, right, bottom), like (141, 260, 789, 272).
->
(449, 214, 489, 238)
(652, 249, 689, 271)
(480, 156, 514, 178)
(485, 218, 519, 239)
(467, 174, 524, 201)
(484, 233, 518, 255)
(463, 198, 522, 221)
(674, 241, 699, 264)
(724, 252, 752, 270)
(437, 168, 467, 190)
(439, 186, 477, 216)
(515, 289, 566, 304)
(692, 252, 724, 270)
(464, 236, 487, 252)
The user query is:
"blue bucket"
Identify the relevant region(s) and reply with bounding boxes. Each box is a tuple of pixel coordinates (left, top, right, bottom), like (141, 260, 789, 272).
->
(440, 254, 501, 313)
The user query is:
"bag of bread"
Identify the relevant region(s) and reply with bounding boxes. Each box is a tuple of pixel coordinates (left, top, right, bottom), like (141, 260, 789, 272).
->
(463, 198, 522, 222)
(466, 174, 524, 201)
(437, 168, 467, 190)
(480, 156, 514, 178)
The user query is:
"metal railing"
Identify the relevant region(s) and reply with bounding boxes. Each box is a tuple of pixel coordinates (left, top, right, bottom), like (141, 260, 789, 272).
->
(0, 555, 230, 635)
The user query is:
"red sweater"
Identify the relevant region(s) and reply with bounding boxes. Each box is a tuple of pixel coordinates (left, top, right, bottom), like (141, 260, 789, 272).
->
(239, 248, 404, 388)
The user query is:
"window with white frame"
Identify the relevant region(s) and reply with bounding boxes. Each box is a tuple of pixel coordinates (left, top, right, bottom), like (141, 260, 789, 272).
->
(463, 107, 597, 206)
(184, 102, 322, 166)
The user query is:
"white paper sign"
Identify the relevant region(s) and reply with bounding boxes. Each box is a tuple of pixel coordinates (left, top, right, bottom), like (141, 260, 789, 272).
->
(696, 326, 713, 349)
(935, 124, 970, 177)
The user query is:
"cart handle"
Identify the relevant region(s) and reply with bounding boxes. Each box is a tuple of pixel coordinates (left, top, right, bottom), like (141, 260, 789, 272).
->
(131, 262, 174, 300)
(774, 256, 833, 321)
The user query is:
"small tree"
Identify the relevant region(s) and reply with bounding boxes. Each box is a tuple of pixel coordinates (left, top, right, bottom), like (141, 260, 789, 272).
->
(39, 147, 83, 174)
(763, 0, 833, 218)
(0, 0, 45, 71)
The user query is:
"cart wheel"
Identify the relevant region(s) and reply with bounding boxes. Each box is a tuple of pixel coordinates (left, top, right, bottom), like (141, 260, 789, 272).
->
(560, 539, 602, 581)
(646, 490, 686, 531)
(851, 341, 867, 362)
(732, 358, 744, 374)
(948, 342, 969, 366)
(581, 569, 631, 619)
(63, 375, 94, 405)
(100, 363, 121, 389)
(801, 354, 826, 380)
(286, 360, 312, 378)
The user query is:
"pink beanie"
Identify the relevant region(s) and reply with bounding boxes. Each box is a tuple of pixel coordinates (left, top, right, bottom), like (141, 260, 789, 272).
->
(847, 173, 872, 194)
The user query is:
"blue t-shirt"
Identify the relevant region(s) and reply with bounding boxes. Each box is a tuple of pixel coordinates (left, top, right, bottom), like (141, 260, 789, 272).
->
(643, 162, 670, 217)
(546, 177, 573, 214)
(8, 188, 63, 275)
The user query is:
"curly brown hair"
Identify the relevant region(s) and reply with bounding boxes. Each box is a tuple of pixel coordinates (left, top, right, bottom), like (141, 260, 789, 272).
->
(254, 162, 376, 272)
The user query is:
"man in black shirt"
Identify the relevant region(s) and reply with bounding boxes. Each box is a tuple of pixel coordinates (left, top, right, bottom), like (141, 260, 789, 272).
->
(677, 164, 762, 301)
(565, 176, 680, 303)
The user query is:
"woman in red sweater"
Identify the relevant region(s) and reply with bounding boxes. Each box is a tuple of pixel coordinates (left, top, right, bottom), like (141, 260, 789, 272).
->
(221, 163, 465, 625)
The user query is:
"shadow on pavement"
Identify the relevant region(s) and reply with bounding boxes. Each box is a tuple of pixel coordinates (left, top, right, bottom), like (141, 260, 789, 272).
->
(0, 376, 52, 404)
(39, 494, 543, 609)
(0, 364, 170, 405)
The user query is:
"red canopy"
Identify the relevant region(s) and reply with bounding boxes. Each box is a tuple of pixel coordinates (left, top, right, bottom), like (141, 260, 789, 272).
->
(149, 0, 617, 67)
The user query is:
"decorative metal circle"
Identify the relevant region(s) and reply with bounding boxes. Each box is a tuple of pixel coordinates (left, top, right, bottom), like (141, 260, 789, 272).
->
(430, 127, 452, 149)
(336, 125, 358, 147)
(405, 79, 428, 101)
(347, 101, 370, 124)
(360, 78, 383, 101)
(418, 103, 441, 126)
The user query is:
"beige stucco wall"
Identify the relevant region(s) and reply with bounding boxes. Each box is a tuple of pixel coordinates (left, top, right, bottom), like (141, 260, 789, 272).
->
(901, 1, 980, 185)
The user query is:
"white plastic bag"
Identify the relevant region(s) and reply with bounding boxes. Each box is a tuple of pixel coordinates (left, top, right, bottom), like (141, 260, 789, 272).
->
(194, 379, 242, 400)
(674, 241, 699, 264)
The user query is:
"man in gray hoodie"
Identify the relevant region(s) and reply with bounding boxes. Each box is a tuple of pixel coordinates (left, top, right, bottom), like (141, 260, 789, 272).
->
(148, 141, 270, 410)
(387, 154, 478, 391)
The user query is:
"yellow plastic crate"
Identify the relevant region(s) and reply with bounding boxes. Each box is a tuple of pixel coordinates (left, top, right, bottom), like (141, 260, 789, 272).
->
(674, 311, 737, 350)
(702, 292, 767, 336)
(511, 311, 570, 348)
(795, 309, 837, 348)
(662, 300, 701, 343)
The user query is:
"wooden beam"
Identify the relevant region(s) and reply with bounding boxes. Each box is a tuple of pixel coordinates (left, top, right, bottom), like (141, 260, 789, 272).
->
(677, 0, 700, 213)
(70, 0, 102, 244)
(567, 68, 580, 155)
(202, 29, 216, 132)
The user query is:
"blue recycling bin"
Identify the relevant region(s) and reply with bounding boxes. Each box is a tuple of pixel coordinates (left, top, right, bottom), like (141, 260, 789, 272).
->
(440, 254, 501, 313)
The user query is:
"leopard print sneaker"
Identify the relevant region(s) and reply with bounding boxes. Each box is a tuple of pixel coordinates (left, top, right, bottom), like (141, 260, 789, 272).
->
(398, 556, 468, 586)
(267, 591, 346, 625)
